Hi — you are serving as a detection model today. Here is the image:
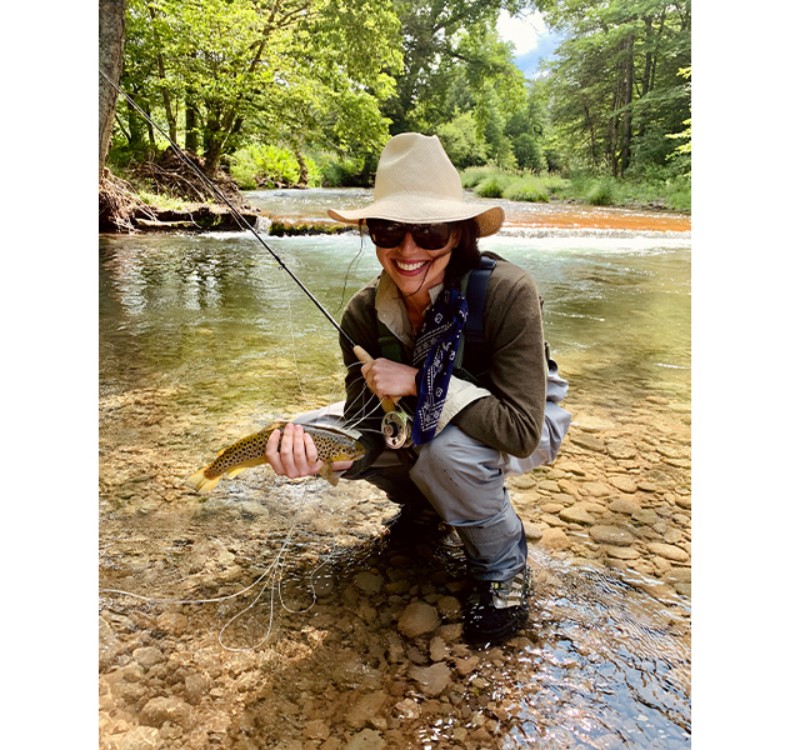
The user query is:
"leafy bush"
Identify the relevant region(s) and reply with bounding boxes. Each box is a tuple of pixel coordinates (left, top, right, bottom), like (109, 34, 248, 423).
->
(230, 144, 314, 188)
(461, 166, 498, 189)
(502, 176, 550, 203)
(474, 174, 515, 198)
(318, 157, 367, 187)
(584, 178, 618, 206)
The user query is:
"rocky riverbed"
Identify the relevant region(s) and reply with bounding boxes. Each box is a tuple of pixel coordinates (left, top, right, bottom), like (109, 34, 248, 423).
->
(99, 382, 691, 750)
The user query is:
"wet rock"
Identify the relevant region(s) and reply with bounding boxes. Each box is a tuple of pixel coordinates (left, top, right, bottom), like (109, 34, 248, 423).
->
(354, 571, 384, 595)
(555, 460, 585, 475)
(538, 479, 562, 493)
(346, 691, 389, 729)
(605, 545, 640, 560)
(573, 415, 615, 432)
(632, 508, 659, 525)
(570, 434, 606, 452)
(436, 595, 462, 620)
(607, 441, 637, 460)
(589, 525, 635, 545)
(559, 504, 596, 525)
(139, 696, 192, 729)
(609, 496, 642, 514)
(155, 611, 188, 634)
(408, 662, 451, 696)
(609, 475, 638, 493)
(132, 646, 165, 670)
(397, 601, 440, 638)
(305, 719, 330, 741)
(429, 636, 448, 662)
(647, 543, 689, 562)
(107, 726, 161, 750)
(345, 729, 385, 750)
(454, 655, 481, 676)
(582, 481, 613, 497)
(393, 698, 421, 720)
(100, 617, 123, 670)
(184, 672, 209, 705)
(539, 527, 570, 550)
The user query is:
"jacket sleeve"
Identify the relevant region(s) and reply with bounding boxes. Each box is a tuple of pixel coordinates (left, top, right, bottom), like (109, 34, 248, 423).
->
(337, 285, 386, 477)
(451, 269, 547, 457)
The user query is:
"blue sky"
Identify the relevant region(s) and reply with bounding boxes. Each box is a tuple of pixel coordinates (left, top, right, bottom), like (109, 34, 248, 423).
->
(497, 9, 563, 78)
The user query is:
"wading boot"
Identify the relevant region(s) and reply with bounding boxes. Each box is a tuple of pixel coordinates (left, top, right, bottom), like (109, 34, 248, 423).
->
(463, 566, 531, 645)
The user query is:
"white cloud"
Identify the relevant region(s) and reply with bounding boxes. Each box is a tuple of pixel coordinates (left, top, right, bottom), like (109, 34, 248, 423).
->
(496, 9, 549, 55)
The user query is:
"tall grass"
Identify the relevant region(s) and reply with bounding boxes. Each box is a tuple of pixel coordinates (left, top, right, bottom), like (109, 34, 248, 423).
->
(460, 165, 690, 212)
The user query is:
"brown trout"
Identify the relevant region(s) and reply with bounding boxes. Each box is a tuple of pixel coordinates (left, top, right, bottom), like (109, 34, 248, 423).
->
(187, 421, 366, 493)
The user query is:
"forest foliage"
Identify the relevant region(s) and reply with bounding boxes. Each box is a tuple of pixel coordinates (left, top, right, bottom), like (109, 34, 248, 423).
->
(105, 0, 691, 209)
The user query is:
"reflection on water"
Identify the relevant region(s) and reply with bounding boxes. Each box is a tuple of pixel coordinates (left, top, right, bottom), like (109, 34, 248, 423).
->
(99, 193, 691, 747)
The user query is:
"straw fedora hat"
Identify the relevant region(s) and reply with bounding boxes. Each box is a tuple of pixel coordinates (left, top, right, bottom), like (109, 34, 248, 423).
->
(327, 133, 504, 237)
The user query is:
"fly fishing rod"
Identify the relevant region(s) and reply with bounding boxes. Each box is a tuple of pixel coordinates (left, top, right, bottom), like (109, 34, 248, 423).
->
(101, 69, 403, 440)
(100, 68, 358, 350)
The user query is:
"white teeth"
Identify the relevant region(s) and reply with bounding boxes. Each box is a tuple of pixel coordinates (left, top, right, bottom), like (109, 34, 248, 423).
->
(396, 260, 426, 271)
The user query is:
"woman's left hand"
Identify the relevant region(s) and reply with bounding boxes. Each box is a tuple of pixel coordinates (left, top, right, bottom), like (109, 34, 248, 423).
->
(361, 357, 418, 401)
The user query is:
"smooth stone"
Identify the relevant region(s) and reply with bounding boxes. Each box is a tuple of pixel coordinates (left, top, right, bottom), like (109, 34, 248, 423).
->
(540, 527, 570, 550)
(556, 460, 586, 475)
(354, 571, 384, 595)
(397, 601, 440, 638)
(523, 521, 543, 542)
(582, 481, 613, 497)
(132, 646, 165, 670)
(345, 729, 386, 750)
(570, 434, 606, 452)
(559, 505, 595, 525)
(589, 525, 635, 545)
(605, 545, 640, 560)
(408, 662, 451, 697)
(609, 475, 638, 493)
(647, 543, 689, 562)
(609, 496, 641, 514)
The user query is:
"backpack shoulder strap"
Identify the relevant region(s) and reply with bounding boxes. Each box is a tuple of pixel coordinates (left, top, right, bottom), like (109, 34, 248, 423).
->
(462, 254, 496, 349)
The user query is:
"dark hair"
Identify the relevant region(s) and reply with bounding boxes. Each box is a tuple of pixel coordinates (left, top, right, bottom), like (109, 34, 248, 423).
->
(444, 219, 481, 287)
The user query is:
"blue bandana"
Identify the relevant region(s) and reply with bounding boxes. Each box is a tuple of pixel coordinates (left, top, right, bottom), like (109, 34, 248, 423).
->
(411, 287, 469, 444)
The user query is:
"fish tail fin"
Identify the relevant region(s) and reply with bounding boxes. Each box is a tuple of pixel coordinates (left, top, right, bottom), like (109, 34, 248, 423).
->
(187, 468, 222, 494)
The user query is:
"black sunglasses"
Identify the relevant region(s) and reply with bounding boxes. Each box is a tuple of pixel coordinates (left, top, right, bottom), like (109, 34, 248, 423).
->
(366, 219, 454, 251)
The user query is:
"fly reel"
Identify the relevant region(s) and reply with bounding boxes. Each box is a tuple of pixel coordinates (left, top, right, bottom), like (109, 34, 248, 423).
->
(381, 410, 413, 449)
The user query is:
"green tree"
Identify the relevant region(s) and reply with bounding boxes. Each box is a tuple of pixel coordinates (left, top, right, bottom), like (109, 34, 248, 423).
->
(537, 0, 691, 177)
(120, 0, 403, 173)
(383, 1, 533, 138)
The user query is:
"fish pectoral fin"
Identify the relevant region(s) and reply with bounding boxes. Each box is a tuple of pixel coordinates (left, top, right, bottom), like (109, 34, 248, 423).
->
(318, 462, 340, 486)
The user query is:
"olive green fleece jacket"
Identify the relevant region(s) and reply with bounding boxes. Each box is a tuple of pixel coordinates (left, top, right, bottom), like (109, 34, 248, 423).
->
(338, 254, 547, 474)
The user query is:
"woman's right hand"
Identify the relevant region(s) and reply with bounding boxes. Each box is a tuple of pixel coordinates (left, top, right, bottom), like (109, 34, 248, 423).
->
(265, 423, 353, 479)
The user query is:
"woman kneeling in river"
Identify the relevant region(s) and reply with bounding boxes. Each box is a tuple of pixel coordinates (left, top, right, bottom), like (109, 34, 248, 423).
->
(265, 133, 548, 644)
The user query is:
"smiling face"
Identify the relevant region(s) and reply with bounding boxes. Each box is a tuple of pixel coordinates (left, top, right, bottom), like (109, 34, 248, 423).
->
(373, 223, 462, 302)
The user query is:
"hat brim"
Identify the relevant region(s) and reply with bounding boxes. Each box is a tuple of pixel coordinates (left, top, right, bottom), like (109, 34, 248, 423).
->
(328, 198, 504, 238)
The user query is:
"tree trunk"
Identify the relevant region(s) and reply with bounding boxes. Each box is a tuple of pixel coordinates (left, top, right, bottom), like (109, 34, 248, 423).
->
(185, 98, 198, 154)
(99, 0, 125, 180)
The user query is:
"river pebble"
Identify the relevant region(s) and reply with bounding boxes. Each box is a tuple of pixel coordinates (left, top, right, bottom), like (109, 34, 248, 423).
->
(100, 385, 691, 749)
(397, 601, 440, 638)
(589, 525, 635, 545)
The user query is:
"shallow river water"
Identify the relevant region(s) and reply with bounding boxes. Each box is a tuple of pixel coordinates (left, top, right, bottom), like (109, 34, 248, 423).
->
(99, 190, 691, 749)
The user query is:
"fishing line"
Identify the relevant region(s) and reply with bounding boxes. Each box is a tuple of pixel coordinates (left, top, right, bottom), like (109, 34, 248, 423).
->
(100, 485, 342, 651)
(100, 67, 357, 349)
